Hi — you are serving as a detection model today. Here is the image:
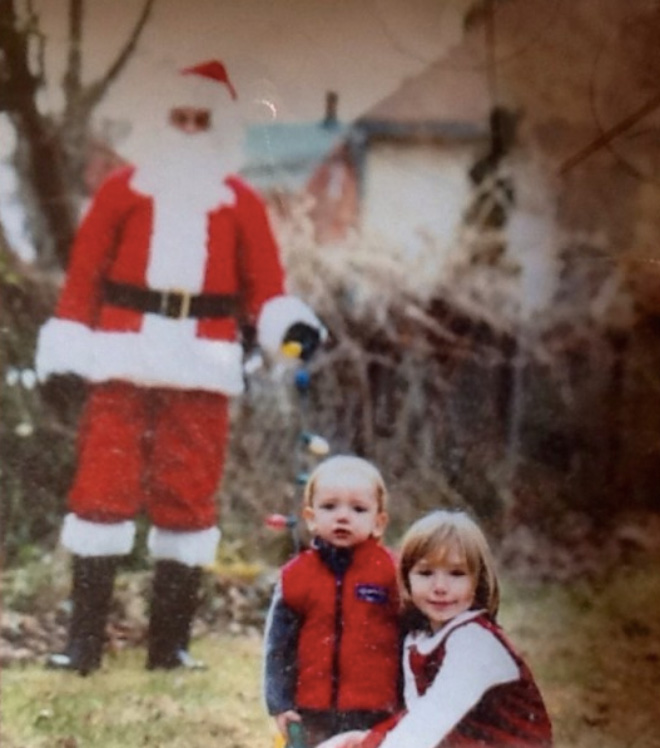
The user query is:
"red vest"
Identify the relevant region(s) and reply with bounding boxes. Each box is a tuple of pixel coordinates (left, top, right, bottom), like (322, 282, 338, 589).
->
(281, 538, 401, 712)
(408, 615, 552, 747)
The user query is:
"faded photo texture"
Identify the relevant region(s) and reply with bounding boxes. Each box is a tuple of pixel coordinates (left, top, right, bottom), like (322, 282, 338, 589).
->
(2, 1, 659, 747)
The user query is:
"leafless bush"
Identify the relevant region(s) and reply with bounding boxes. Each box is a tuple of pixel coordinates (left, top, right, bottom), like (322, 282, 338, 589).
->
(221, 198, 660, 566)
(221, 201, 520, 554)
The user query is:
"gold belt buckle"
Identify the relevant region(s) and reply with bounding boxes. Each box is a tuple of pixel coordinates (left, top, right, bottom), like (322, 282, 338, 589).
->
(176, 289, 192, 319)
(161, 289, 192, 318)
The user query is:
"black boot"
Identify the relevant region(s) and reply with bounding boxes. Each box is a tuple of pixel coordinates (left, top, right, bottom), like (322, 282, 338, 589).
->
(146, 560, 205, 670)
(47, 555, 118, 675)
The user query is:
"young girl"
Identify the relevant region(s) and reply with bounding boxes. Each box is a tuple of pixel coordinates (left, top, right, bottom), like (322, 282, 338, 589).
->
(319, 510, 553, 748)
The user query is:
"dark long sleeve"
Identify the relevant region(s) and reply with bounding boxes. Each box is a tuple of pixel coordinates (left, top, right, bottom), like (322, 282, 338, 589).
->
(263, 579, 301, 715)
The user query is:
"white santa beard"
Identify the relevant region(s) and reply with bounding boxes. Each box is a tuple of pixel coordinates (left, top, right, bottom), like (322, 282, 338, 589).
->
(130, 124, 243, 205)
(130, 125, 242, 292)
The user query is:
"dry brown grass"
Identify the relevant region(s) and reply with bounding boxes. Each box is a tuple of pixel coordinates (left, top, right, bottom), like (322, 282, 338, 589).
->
(501, 558, 660, 748)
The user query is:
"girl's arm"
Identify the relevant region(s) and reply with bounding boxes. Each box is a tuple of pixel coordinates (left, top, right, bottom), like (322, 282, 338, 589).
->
(377, 623, 519, 748)
(263, 580, 301, 716)
(316, 731, 367, 748)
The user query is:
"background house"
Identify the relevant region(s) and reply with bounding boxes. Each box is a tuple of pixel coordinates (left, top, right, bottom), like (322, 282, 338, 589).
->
(292, 0, 660, 527)
(308, 41, 492, 257)
(241, 92, 349, 218)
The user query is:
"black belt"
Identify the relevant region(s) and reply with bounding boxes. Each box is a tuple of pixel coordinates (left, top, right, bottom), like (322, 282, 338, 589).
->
(103, 279, 239, 320)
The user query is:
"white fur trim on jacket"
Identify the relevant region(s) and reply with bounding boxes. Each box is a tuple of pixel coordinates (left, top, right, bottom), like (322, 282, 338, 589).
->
(35, 319, 92, 382)
(35, 316, 245, 395)
(147, 526, 221, 567)
(257, 295, 326, 359)
(60, 513, 136, 557)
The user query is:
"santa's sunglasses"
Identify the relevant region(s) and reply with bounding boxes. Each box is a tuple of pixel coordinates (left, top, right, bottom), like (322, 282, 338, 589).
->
(169, 107, 212, 132)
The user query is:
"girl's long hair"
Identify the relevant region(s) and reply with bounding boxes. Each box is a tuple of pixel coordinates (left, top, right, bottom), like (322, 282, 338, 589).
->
(398, 510, 500, 632)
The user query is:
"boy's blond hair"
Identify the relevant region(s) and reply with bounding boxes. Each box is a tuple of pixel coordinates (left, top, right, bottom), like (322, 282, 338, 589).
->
(303, 455, 389, 512)
(399, 510, 500, 621)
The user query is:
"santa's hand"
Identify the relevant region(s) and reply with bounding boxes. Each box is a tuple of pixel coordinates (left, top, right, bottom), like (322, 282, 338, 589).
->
(281, 322, 322, 362)
(39, 374, 88, 419)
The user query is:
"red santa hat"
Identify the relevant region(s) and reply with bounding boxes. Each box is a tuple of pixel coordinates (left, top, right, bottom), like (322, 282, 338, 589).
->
(159, 58, 238, 114)
(180, 60, 238, 101)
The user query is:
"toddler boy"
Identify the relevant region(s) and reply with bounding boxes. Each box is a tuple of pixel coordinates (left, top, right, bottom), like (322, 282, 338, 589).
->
(264, 455, 402, 747)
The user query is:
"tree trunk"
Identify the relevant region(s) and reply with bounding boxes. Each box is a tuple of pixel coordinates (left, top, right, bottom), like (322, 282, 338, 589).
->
(10, 108, 77, 269)
(1, 0, 156, 268)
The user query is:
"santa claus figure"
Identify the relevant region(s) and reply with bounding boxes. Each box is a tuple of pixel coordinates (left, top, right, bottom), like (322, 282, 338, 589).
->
(36, 59, 324, 674)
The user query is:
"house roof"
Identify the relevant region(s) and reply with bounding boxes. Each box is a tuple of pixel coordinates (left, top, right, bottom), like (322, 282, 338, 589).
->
(241, 119, 349, 191)
(241, 42, 493, 192)
(356, 39, 492, 136)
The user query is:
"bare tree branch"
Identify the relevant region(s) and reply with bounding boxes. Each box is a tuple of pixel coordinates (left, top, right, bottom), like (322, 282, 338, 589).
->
(62, 0, 83, 106)
(559, 90, 660, 176)
(2, 0, 157, 266)
(0, 0, 40, 111)
(79, 0, 156, 111)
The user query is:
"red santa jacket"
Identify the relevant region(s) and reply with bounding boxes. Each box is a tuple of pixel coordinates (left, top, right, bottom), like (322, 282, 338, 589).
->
(35, 166, 320, 395)
(276, 537, 401, 713)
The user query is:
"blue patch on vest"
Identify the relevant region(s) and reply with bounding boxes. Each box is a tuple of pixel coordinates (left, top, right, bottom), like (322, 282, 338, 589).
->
(355, 583, 388, 604)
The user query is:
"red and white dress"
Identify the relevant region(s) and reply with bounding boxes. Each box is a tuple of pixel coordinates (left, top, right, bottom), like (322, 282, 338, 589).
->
(360, 609, 552, 748)
(36, 165, 321, 564)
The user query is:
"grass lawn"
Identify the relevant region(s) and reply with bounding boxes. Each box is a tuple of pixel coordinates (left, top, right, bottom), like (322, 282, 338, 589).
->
(1, 632, 274, 748)
(501, 559, 660, 748)
(2, 557, 660, 748)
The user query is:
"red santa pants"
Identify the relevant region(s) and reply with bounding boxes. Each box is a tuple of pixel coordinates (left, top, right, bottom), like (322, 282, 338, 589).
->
(69, 381, 229, 531)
